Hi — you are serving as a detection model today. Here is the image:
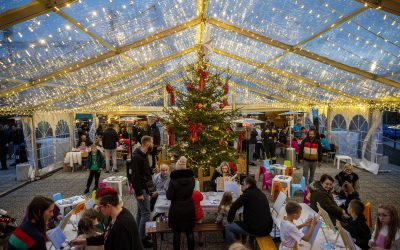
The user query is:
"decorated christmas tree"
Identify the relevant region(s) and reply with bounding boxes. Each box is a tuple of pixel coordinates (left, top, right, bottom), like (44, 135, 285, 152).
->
(162, 53, 239, 174)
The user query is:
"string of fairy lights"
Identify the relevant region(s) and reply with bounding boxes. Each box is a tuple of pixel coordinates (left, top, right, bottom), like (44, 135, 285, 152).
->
(0, 0, 399, 115)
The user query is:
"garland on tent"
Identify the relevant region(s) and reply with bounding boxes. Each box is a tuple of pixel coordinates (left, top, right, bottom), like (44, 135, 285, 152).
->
(161, 53, 239, 174)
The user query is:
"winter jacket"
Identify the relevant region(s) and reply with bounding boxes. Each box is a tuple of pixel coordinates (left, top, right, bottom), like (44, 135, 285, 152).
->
(146, 123, 160, 146)
(102, 128, 118, 150)
(129, 147, 152, 196)
(309, 180, 344, 224)
(333, 171, 360, 195)
(227, 186, 273, 236)
(341, 214, 371, 250)
(299, 136, 322, 162)
(8, 221, 46, 250)
(192, 191, 203, 222)
(86, 150, 105, 170)
(166, 169, 195, 232)
(249, 129, 258, 144)
(86, 208, 143, 250)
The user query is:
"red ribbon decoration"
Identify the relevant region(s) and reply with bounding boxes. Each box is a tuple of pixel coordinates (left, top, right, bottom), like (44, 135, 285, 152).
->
(198, 70, 209, 91)
(237, 131, 246, 153)
(166, 84, 175, 105)
(167, 128, 174, 147)
(188, 122, 205, 143)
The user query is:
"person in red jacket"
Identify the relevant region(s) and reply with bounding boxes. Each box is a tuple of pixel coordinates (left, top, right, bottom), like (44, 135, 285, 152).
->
(192, 191, 203, 223)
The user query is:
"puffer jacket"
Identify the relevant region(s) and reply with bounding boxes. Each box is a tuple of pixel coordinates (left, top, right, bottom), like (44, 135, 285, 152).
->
(309, 180, 344, 224)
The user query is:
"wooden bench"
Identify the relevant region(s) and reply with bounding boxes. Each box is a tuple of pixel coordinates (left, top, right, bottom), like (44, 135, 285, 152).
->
(256, 236, 277, 250)
(145, 222, 224, 250)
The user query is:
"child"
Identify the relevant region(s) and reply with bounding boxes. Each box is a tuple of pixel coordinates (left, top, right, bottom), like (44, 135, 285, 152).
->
(341, 199, 371, 250)
(369, 204, 400, 250)
(192, 190, 204, 223)
(84, 145, 105, 194)
(280, 201, 318, 250)
(77, 217, 104, 250)
(79, 141, 88, 151)
(215, 192, 233, 225)
(82, 208, 105, 233)
(341, 182, 360, 211)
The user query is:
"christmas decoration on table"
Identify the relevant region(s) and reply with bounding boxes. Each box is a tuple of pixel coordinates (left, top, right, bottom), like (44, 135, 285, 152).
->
(161, 50, 239, 175)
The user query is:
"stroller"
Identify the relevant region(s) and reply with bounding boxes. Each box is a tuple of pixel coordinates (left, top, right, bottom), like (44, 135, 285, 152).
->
(0, 210, 17, 250)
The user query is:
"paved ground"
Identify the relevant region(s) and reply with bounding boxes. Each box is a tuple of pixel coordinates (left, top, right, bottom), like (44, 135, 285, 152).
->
(1, 157, 399, 249)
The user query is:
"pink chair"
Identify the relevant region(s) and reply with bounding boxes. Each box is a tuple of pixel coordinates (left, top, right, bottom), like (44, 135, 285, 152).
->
(259, 165, 266, 180)
(303, 186, 310, 204)
(262, 172, 273, 190)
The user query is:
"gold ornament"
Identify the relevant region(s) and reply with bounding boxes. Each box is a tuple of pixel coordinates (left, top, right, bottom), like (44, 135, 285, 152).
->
(201, 148, 207, 154)
(213, 126, 219, 131)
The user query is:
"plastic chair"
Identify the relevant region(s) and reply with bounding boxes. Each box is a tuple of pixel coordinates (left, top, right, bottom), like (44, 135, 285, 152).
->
(263, 160, 271, 171)
(284, 160, 291, 168)
(291, 176, 306, 197)
(271, 181, 285, 201)
(259, 165, 266, 180)
(364, 201, 372, 227)
(262, 172, 273, 190)
(303, 186, 310, 204)
(52, 193, 62, 202)
(284, 167, 294, 177)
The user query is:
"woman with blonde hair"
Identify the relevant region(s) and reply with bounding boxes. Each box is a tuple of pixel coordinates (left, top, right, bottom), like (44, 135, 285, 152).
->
(211, 161, 236, 191)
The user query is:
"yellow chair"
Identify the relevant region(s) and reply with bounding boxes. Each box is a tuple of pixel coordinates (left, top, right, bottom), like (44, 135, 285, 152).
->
(284, 160, 291, 167)
(364, 201, 372, 227)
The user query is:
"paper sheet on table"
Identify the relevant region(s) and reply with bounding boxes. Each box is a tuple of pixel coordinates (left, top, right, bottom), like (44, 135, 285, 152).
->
(224, 181, 239, 198)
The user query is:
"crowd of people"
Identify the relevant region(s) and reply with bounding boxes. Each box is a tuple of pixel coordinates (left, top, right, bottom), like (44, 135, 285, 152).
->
(0, 124, 24, 171)
(3, 117, 400, 250)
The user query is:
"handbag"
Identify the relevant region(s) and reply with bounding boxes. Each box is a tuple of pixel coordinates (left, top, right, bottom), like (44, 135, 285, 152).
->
(145, 180, 156, 193)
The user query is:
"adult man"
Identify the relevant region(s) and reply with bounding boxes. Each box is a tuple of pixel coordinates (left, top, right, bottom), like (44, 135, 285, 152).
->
(293, 119, 303, 138)
(150, 163, 171, 211)
(299, 129, 323, 184)
(249, 127, 258, 164)
(102, 124, 118, 173)
(129, 135, 154, 248)
(225, 177, 273, 245)
(262, 122, 278, 164)
(146, 118, 160, 169)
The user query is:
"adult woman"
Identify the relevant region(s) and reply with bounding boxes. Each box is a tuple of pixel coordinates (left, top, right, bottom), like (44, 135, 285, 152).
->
(167, 156, 195, 250)
(334, 163, 360, 198)
(72, 187, 143, 250)
(8, 196, 54, 250)
(309, 174, 349, 224)
(210, 161, 236, 191)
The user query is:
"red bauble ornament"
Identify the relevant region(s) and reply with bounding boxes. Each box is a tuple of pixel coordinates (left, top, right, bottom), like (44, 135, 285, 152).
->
(218, 139, 224, 145)
(187, 83, 194, 92)
(219, 103, 225, 109)
(223, 84, 229, 93)
(184, 117, 189, 122)
(223, 99, 229, 106)
(196, 103, 204, 109)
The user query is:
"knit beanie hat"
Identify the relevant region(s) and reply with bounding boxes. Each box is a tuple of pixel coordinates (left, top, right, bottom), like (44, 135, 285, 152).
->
(175, 156, 187, 170)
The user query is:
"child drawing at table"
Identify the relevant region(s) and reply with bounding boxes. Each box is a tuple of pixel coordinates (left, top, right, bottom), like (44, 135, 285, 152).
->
(77, 217, 104, 250)
(369, 204, 400, 250)
(340, 182, 360, 211)
(279, 201, 318, 250)
(341, 199, 371, 250)
(215, 192, 233, 225)
(82, 208, 105, 233)
(192, 190, 203, 223)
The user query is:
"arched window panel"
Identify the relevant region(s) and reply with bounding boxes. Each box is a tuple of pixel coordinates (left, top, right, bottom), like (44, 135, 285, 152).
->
(55, 120, 70, 163)
(349, 115, 368, 159)
(35, 121, 54, 169)
(207, 0, 361, 45)
(63, 0, 196, 47)
(318, 114, 327, 135)
(331, 114, 346, 131)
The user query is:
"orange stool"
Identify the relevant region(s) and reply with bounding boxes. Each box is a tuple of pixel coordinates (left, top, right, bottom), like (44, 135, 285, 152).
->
(364, 201, 372, 227)
(284, 167, 294, 177)
(271, 181, 284, 201)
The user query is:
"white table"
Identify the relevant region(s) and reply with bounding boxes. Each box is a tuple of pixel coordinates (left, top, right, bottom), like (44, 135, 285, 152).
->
(272, 175, 293, 197)
(154, 192, 243, 215)
(271, 164, 287, 175)
(102, 176, 128, 196)
(334, 155, 353, 170)
(274, 203, 360, 250)
(55, 195, 86, 217)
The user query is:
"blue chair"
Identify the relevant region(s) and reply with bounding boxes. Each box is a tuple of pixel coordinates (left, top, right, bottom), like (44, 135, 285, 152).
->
(52, 193, 62, 202)
(291, 176, 306, 197)
(263, 160, 271, 172)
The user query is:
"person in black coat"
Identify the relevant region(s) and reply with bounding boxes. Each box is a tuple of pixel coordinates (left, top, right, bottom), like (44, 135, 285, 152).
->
(166, 156, 195, 250)
(226, 177, 273, 245)
(102, 124, 119, 172)
(146, 121, 160, 168)
(72, 187, 143, 250)
(0, 125, 8, 170)
(341, 199, 371, 250)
